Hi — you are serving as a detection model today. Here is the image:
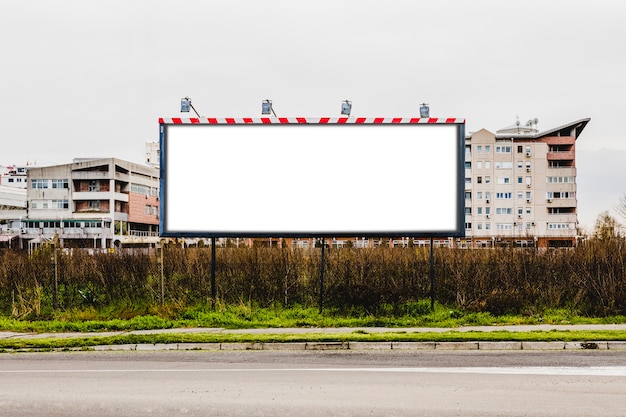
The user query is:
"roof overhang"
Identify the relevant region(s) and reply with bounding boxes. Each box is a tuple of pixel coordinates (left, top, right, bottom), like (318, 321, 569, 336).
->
(495, 118, 590, 140)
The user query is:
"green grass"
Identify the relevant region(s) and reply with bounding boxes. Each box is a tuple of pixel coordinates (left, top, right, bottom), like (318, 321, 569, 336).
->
(1, 302, 625, 334)
(2, 302, 626, 351)
(1, 329, 626, 352)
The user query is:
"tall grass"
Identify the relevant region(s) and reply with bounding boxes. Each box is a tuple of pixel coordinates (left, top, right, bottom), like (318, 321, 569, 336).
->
(0, 237, 624, 319)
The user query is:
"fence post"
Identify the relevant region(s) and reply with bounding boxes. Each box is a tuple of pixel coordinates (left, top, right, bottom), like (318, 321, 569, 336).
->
(319, 237, 326, 314)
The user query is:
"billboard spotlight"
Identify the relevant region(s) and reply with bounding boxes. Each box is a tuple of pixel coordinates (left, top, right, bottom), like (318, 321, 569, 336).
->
(261, 99, 275, 116)
(341, 100, 352, 116)
(180, 97, 191, 113)
(180, 97, 200, 117)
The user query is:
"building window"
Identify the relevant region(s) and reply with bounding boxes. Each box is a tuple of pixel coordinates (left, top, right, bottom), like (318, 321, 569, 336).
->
(476, 145, 482, 153)
(53, 199, 69, 209)
(477, 207, 483, 215)
(547, 176, 576, 184)
(497, 177, 510, 184)
(52, 179, 69, 189)
(465, 192, 472, 200)
(496, 145, 511, 153)
(485, 161, 491, 169)
(517, 145, 523, 153)
(485, 176, 491, 184)
(88, 200, 100, 210)
(485, 222, 491, 230)
(88, 181, 100, 192)
(496, 223, 514, 230)
(31, 179, 48, 189)
(477, 161, 483, 169)
(496, 192, 512, 199)
(485, 145, 491, 154)
(477, 176, 482, 184)
(477, 192, 483, 199)
(517, 177, 523, 184)
(465, 222, 472, 230)
(477, 223, 483, 230)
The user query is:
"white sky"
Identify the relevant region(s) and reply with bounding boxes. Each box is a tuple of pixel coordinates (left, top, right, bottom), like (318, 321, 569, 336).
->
(0, 0, 624, 229)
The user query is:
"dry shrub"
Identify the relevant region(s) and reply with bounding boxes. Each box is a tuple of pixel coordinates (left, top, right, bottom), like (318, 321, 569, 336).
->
(0, 236, 624, 316)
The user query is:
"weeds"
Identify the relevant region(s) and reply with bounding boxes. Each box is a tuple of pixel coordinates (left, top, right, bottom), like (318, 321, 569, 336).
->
(0, 238, 625, 323)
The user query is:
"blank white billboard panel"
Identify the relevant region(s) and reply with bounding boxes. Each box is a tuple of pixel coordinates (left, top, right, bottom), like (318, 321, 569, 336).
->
(160, 119, 464, 237)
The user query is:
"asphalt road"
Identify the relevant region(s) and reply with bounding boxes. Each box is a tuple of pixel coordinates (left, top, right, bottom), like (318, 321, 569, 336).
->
(1, 350, 625, 417)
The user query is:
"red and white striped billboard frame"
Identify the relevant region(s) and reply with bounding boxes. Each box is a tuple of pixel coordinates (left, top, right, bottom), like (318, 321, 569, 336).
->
(158, 117, 465, 125)
(159, 116, 466, 238)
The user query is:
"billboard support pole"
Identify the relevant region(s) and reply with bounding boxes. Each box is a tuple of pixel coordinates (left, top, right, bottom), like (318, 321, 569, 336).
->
(430, 237, 435, 311)
(319, 237, 326, 313)
(211, 237, 217, 310)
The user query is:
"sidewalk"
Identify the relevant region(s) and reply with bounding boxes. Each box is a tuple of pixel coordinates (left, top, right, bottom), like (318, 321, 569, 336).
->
(2, 324, 626, 352)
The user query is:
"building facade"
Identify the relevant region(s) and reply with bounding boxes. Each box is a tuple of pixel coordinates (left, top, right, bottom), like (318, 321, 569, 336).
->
(462, 118, 589, 248)
(22, 158, 159, 249)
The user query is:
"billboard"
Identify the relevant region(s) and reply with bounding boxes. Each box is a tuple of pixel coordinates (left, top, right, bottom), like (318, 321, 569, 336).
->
(159, 117, 465, 238)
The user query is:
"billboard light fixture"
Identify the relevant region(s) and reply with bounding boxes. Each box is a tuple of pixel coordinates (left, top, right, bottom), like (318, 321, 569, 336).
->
(341, 100, 352, 116)
(261, 99, 277, 117)
(180, 97, 201, 118)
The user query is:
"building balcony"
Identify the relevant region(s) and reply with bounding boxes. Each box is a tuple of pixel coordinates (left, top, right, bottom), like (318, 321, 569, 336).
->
(547, 166, 576, 176)
(546, 198, 576, 208)
(547, 150, 575, 161)
(71, 171, 110, 181)
(73, 191, 129, 202)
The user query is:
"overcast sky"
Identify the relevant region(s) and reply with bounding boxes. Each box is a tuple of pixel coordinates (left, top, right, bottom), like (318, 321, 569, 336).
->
(1, 0, 624, 229)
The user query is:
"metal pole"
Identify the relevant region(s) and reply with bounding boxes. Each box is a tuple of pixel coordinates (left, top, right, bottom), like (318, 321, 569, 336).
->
(319, 237, 326, 314)
(430, 237, 435, 311)
(211, 237, 217, 310)
(160, 243, 165, 305)
(53, 244, 59, 310)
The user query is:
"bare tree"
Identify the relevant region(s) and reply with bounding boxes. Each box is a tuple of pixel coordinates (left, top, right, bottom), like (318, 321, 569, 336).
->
(594, 211, 621, 240)
(616, 193, 626, 224)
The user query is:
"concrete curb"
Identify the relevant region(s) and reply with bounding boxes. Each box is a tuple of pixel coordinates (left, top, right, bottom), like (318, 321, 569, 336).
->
(5, 340, 624, 353)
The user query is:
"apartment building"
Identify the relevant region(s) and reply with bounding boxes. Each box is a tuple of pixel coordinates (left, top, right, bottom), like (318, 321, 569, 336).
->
(463, 117, 589, 248)
(22, 158, 159, 249)
(0, 164, 31, 188)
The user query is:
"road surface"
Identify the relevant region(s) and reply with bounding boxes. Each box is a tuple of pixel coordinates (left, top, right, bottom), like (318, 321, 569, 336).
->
(1, 350, 625, 416)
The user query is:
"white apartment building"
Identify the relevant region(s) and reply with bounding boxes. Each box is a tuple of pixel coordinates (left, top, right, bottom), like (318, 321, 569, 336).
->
(462, 117, 589, 248)
(0, 164, 31, 188)
(22, 158, 159, 250)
